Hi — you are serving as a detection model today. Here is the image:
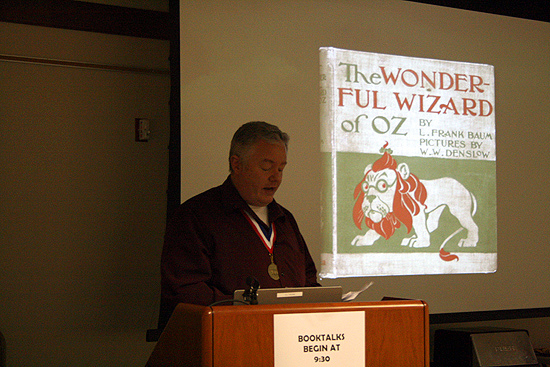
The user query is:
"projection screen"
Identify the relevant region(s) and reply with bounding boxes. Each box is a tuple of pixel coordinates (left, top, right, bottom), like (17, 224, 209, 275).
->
(178, 0, 550, 315)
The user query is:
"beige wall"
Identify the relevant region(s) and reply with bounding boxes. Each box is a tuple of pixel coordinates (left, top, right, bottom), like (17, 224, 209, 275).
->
(0, 21, 169, 366)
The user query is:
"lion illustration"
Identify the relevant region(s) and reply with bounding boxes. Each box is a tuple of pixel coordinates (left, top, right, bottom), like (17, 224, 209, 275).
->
(351, 144, 478, 261)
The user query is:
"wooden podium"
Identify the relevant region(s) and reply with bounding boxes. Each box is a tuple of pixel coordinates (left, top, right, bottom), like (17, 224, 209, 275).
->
(146, 300, 429, 367)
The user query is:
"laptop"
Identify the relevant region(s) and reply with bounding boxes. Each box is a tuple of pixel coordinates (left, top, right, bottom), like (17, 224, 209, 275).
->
(233, 286, 342, 305)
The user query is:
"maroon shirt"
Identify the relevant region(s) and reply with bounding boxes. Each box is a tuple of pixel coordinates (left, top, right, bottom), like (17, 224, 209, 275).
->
(159, 176, 320, 327)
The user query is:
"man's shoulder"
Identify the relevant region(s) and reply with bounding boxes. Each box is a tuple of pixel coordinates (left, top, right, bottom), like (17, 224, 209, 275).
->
(180, 184, 224, 209)
(176, 177, 242, 214)
(269, 200, 298, 224)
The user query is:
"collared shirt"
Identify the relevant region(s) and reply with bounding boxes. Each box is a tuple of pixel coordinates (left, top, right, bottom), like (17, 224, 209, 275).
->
(159, 176, 320, 327)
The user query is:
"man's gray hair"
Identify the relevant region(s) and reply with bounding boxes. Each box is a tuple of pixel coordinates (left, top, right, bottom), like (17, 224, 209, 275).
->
(229, 121, 289, 172)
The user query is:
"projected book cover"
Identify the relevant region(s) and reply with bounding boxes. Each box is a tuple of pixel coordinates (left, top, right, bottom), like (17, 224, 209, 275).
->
(319, 47, 496, 278)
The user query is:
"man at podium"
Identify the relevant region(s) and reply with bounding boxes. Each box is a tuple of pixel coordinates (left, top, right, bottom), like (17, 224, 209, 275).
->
(158, 121, 320, 329)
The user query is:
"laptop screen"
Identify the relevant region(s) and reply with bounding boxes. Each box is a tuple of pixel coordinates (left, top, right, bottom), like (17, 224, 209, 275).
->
(233, 286, 342, 305)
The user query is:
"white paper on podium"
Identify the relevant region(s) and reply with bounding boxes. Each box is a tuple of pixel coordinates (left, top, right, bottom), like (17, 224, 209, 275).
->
(273, 311, 365, 367)
(341, 281, 374, 302)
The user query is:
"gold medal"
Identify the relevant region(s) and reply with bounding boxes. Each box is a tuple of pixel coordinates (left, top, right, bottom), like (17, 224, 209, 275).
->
(268, 255, 280, 280)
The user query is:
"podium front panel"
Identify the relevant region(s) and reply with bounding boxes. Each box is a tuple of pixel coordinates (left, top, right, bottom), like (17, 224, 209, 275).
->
(147, 300, 429, 367)
(212, 301, 428, 366)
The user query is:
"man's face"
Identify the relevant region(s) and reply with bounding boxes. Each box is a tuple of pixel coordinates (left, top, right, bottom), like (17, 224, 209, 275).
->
(231, 139, 287, 207)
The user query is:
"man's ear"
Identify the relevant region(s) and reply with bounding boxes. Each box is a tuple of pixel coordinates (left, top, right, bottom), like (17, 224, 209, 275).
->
(230, 155, 242, 173)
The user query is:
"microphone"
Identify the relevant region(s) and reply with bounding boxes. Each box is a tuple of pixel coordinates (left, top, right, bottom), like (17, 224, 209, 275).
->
(242, 276, 260, 305)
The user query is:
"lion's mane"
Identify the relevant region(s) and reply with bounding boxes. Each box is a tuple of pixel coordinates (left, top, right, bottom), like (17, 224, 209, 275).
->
(353, 150, 427, 240)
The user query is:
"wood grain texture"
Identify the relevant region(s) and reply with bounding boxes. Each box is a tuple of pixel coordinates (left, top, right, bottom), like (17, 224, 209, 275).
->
(147, 300, 429, 367)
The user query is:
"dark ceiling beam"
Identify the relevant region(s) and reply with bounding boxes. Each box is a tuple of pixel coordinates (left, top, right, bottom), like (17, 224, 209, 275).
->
(1, 1, 547, 41)
(0, 0, 169, 40)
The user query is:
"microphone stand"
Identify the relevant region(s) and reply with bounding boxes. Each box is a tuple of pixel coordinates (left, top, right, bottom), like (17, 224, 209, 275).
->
(243, 276, 260, 305)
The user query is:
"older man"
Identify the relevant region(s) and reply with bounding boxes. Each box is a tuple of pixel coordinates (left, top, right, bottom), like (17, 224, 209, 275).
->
(159, 121, 320, 328)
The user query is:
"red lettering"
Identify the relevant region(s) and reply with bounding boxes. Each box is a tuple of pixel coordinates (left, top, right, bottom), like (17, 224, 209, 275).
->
(479, 99, 493, 116)
(439, 72, 454, 90)
(470, 75, 485, 93)
(427, 95, 441, 113)
(462, 98, 478, 116)
(338, 88, 353, 106)
(393, 92, 415, 111)
(421, 71, 437, 90)
(355, 89, 369, 108)
(401, 69, 419, 87)
(440, 98, 460, 115)
(379, 66, 401, 85)
(455, 74, 469, 92)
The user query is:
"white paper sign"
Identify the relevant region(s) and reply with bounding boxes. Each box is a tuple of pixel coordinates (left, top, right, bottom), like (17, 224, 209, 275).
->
(273, 311, 365, 367)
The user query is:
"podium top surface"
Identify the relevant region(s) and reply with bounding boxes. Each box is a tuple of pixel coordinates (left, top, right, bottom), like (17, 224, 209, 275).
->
(178, 299, 428, 316)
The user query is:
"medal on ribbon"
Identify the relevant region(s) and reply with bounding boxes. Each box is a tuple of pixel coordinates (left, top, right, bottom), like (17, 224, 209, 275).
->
(242, 210, 280, 280)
